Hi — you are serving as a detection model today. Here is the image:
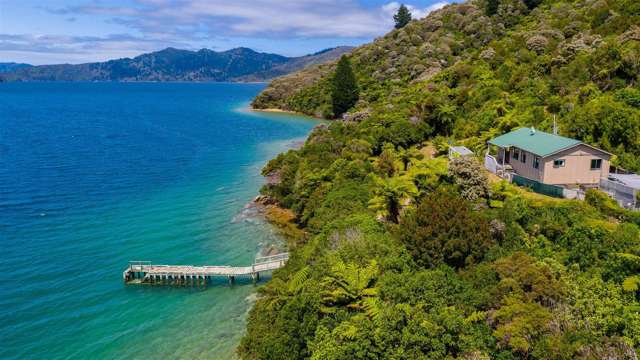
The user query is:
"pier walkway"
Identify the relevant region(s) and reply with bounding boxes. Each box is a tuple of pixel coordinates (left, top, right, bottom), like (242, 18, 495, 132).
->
(123, 253, 289, 286)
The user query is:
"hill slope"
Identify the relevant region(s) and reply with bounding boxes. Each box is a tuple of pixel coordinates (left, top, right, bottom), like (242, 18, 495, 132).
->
(240, 0, 640, 359)
(0, 47, 353, 82)
(0, 62, 32, 73)
(253, 0, 640, 171)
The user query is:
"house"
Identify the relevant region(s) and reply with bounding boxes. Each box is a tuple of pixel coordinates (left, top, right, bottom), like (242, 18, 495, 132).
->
(486, 127, 611, 188)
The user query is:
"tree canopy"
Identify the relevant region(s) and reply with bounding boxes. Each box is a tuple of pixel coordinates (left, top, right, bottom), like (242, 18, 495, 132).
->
(330, 56, 359, 118)
(241, 0, 640, 358)
(394, 4, 412, 29)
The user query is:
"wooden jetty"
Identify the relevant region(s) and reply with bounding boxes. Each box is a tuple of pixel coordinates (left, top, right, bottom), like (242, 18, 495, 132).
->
(123, 253, 289, 286)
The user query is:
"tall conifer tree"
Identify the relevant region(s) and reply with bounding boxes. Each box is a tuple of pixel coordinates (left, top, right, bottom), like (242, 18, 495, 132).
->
(331, 56, 358, 118)
(394, 4, 412, 29)
(485, 0, 499, 16)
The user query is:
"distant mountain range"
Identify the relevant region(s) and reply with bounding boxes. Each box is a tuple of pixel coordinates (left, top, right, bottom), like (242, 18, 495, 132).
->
(0, 62, 32, 73)
(0, 47, 353, 82)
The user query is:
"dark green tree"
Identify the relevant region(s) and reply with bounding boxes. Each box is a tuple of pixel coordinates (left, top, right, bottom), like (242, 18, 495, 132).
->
(523, 0, 543, 10)
(485, 0, 499, 16)
(394, 4, 412, 29)
(397, 190, 494, 268)
(331, 56, 359, 118)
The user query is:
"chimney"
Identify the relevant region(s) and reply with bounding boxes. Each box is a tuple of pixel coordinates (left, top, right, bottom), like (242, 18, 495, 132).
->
(530, 127, 536, 135)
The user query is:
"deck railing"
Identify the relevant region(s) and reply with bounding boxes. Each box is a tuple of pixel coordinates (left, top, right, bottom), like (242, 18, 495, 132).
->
(484, 154, 498, 174)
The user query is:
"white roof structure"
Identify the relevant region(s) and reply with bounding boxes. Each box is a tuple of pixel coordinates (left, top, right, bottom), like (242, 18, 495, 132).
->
(449, 146, 474, 156)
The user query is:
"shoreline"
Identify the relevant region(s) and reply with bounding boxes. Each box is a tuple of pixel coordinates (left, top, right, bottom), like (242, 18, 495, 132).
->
(251, 107, 326, 120)
(252, 195, 306, 249)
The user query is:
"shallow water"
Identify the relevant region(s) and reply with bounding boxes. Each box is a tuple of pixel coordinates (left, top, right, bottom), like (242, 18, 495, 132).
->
(0, 82, 317, 359)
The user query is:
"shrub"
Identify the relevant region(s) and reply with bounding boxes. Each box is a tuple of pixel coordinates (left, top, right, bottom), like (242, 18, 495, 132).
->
(397, 190, 494, 268)
(526, 35, 549, 54)
(585, 189, 625, 218)
(448, 156, 491, 202)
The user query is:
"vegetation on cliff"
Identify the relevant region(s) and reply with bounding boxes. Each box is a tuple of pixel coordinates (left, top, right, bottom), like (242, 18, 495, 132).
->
(252, 0, 640, 171)
(241, 0, 640, 358)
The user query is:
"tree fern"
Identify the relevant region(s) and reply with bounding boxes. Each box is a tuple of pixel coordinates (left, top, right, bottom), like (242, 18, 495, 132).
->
(288, 266, 310, 293)
(622, 275, 640, 292)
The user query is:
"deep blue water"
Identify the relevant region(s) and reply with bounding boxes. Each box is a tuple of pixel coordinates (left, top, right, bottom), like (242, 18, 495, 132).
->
(0, 82, 317, 359)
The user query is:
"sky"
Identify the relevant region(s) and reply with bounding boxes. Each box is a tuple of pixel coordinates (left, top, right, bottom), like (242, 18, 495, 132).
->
(0, 0, 450, 65)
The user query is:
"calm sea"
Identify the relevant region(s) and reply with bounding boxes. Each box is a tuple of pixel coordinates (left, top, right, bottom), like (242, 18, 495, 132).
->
(0, 82, 317, 359)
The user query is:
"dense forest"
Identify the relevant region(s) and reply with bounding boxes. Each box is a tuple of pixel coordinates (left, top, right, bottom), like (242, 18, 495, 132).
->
(241, 0, 640, 359)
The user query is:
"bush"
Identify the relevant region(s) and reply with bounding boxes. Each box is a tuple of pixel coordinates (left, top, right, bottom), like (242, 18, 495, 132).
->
(397, 190, 495, 268)
(448, 156, 491, 202)
(585, 189, 625, 219)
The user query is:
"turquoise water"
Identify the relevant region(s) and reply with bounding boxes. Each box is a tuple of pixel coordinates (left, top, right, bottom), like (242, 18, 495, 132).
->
(0, 83, 317, 359)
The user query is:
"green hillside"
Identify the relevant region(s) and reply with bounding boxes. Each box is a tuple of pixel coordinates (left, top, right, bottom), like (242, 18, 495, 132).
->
(240, 0, 640, 359)
(253, 0, 640, 171)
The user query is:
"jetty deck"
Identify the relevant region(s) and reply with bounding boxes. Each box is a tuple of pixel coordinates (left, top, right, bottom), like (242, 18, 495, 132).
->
(123, 253, 288, 286)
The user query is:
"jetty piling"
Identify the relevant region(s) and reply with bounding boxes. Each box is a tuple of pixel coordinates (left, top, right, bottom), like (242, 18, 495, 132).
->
(122, 253, 289, 287)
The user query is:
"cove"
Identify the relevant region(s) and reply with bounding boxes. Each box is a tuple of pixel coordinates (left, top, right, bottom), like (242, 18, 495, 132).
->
(0, 82, 318, 359)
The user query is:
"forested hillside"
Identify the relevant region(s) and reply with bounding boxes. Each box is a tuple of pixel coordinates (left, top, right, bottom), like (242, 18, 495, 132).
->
(253, 0, 640, 171)
(0, 47, 352, 82)
(240, 0, 640, 359)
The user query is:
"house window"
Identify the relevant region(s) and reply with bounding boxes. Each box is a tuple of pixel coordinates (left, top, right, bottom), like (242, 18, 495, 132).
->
(513, 149, 519, 161)
(521, 152, 527, 163)
(533, 156, 540, 169)
(591, 158, 602, 170)
(553, 159, 565, 168)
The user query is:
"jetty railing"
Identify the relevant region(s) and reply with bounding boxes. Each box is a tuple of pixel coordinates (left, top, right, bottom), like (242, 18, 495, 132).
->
(123, 253, 289, 286)
(254, 253, 289, 265)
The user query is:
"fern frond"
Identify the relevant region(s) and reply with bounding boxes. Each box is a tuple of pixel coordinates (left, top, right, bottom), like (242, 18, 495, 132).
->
(288, 266, 310, 293)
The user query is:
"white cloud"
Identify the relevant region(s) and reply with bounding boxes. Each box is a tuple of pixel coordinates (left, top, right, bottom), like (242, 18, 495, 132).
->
(1, 0, 452, 63)
(382, 1, 449, 20)
(0, 33, 188, 64)
(53, 0, 452, 39)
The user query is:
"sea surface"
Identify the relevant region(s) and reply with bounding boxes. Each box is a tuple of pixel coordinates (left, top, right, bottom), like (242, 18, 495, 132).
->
(0, 82, 318, 359)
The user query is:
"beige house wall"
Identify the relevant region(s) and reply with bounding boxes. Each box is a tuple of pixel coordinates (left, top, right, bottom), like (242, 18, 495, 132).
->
(541, 144, 610, 186)
(507, 148, 544, 181)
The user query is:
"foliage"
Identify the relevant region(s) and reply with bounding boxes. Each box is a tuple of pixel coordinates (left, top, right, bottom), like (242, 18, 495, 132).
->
(394, 4, 412, 29)
(584, 188, 636, 221)
(331, 56, 359, 118)
(448, 156, 491, 202)
(397, 190, 495, 268)
(320, 259, 379, 317)
(485, 0, 500, 16)
(368, 174, 418, 223)
(240, 0, 640, 358)
(254, 0, 640, 172)
(522, 0, 543, 10)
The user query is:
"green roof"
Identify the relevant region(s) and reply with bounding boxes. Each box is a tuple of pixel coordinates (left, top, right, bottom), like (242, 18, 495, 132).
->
(489, 127, 582, 157)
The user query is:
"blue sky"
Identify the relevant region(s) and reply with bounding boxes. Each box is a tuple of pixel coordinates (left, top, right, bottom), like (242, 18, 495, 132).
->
(0, 0, 450, 65)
